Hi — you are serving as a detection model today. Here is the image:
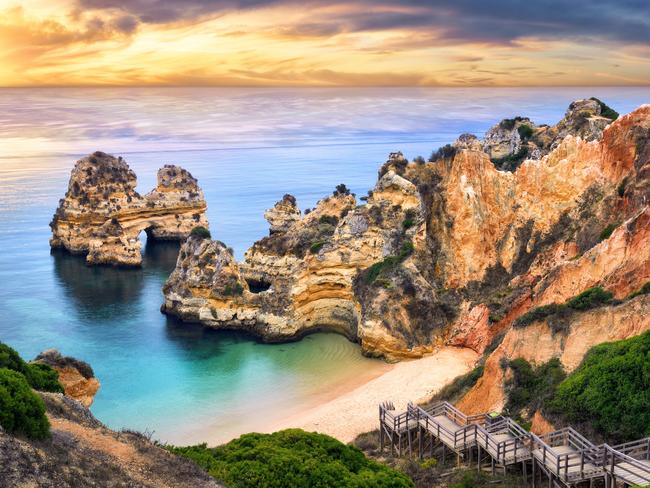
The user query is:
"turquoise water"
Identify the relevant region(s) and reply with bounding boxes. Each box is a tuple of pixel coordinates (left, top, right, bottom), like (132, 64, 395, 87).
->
(0, 87, 648, 444)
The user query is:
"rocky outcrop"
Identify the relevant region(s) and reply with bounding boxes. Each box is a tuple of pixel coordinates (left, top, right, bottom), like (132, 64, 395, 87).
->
(50, 152, 208, 266)
(458, 293, 650, 415)
(34, 349, 100, 407)
(163, 101, 650, 361)
(0, 391, 223, 488)
(483, 98, 618, 170)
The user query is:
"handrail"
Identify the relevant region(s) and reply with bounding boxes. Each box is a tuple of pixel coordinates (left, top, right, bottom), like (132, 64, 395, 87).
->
(381, 401, 649, 486)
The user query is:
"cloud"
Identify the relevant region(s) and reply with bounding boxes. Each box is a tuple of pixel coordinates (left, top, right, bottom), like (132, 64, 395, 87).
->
(74, 0, 650, 45)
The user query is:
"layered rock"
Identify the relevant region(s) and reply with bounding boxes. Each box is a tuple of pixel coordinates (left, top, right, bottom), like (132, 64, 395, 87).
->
(34, 349, 100, 407)
(163, 101, 649, 361)
(50, 152, 208, 266)
(483, 97, 618, 170)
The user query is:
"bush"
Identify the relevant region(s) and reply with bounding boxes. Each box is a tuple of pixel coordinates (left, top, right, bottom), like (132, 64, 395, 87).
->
(26, 363, 64, 393)
(504, 358, 566, 427)
(0, 342, 63, 393)
(627, 281, 650, 300)
(490, 147, 529, 171)
(223, 283, 244, 296)
(546, 330, 650, 442)
(334, 183, 351, 196)
(514, 287, 614, 328)
(413, 156, 426, 165)
(517, 124, 533, 140)
(168, 429, 414, 488)
(309, 241, 326, 253)
(599, 223, 619, 241)
(0, 368, 50, 439)
(428, 366, 484, 405)
(590, 97, 619, 120)
(190, 226, 211, 239)
(565, 286, 613, 310)
(429, 144, 456, 162)
(363, 240, 414, 285)
(318, 215, 338, 226)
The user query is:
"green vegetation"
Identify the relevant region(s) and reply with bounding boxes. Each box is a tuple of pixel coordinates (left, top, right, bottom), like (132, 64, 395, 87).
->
(599, 222, 619, 241)
(318, 215, 339, 226)
(0, 342, 63, 393)
(413, 156, 426, 165)
(334, 183, 351, 196)
(223, 282, 245, 296)
(617, 176, 628, 197)
(190, 226, 211, 239)
(309, 240, 326, 253)
(504, 358, 566, 429)
(517, 124, 533, 140)
(169, 429, 414, 488)
(546, 330, 650, 442)
(402, 219, 415, 230)
(429, 144, 456, 162)
(590, 97, 619, 120)
(628, 281, 650, 300)
(364, 240, 414, 285)
(514, 286, 614, 328)
(490, 147, 529, 171)
(428, 365, 484, 405)
(0, 369, 51, 440)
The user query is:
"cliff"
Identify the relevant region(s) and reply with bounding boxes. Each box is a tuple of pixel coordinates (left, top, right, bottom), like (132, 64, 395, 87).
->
(162, 100, 649, 361)
(50, 152, 208, 266)
(0, 359, 222, 488)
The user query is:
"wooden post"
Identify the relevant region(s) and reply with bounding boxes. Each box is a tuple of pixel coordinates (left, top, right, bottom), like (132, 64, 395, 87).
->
(523, 460, 527, 486)
(533, 458, 537, 488)
(478, 444, 482, 472)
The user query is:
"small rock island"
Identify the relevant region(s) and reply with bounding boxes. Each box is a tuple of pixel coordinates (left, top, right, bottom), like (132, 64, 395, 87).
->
(50, 151, 208, 266)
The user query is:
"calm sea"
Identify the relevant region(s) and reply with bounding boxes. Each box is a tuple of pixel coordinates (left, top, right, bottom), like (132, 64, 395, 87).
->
(0, 87, 647, 444)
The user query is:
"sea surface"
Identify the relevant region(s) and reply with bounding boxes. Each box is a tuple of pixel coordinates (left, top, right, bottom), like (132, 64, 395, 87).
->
(0, 87, 647, 444)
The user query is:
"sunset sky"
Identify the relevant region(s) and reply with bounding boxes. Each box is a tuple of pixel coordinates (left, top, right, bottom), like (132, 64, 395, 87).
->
(1, 0, 649, 87)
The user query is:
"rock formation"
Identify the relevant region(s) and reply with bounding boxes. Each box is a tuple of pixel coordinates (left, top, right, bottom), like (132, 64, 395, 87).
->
(34, 349, 100, 407)
(483, 97, 618, 170)
(50, 152, 208, 266)
(163, 101, 649, 361)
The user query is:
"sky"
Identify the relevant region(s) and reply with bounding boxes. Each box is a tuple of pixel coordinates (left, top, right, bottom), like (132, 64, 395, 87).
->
(0, 0, 649, 87)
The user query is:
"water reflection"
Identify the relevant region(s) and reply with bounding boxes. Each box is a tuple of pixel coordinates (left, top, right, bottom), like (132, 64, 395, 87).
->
(51, 249, 145, 317)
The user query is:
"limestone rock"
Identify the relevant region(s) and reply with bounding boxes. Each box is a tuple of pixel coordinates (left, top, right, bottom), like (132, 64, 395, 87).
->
(264, 194, 301, 234)
(162, 103, 650, 361)
(33, 349, 100, 407)
(50, 152, 208, 266)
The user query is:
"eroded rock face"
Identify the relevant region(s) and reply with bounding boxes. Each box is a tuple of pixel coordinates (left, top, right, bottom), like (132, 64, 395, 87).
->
(50, 152, 208, 266)
(34, 349, 100, 408)
(163, 102, 650, 361)
(482, 98, 617, 171)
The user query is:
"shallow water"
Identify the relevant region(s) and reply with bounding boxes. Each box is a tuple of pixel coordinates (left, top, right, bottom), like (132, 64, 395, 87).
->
(0, 87, 647, 444)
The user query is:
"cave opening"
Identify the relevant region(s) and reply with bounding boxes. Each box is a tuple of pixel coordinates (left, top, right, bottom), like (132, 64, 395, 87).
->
(246, 278, 272, 293)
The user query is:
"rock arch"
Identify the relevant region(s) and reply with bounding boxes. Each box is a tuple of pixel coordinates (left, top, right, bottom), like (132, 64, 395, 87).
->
(50, 152, 209, 267)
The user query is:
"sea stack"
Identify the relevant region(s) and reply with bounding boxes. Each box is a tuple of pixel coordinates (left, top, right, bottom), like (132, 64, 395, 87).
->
(50, 152, 208, 266)
(162, 101, 650, 361)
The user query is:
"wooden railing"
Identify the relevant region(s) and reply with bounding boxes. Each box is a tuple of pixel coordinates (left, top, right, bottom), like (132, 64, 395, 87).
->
(381, 402, 650, 487)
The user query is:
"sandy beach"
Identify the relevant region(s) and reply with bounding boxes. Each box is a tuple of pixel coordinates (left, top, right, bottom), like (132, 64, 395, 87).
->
(271, 346, 479, 443)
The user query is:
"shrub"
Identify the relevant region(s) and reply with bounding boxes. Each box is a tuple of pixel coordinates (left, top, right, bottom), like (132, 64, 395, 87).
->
(504, 358, 566, 427)
(413, 155, 426, 165)
(402, 219, 415, 230)
(0, 342, 63, 393)
(363, 240, 414, 285)
(590, 97, 619, 120)
(429, 144, 456, 162)
(565, 286, 613, 310)
(546, 330, 650, 442)
(190, 226, 211, 239)
(599, 223, 619, 241)
(309, 241, 326, 253)
(617, 176, 628, 197)
(428, 365, 484, 405)
(491, 147, 529, 171)
(627, 281, 650, 300)
(517, 124, 533, 140)
(0, 368, 51, 439)
(333, 183, 351, 196)
(514, 287, 613, 328)
(318, 215, 338, 226)
(168, 429, 414, 488)
(223, 283, 244, 296)
(26, 364, 64, 394)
